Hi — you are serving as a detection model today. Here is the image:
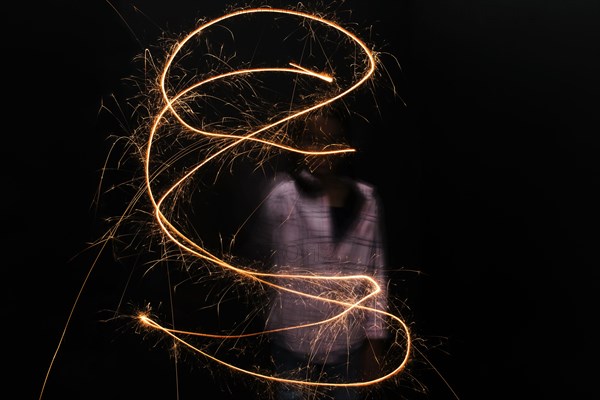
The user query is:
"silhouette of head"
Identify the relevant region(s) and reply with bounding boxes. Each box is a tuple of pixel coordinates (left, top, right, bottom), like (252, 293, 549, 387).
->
(298, 110, 351, 176)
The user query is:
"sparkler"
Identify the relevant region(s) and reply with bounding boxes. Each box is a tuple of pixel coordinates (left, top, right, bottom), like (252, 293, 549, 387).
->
(40, 5, 420, 399)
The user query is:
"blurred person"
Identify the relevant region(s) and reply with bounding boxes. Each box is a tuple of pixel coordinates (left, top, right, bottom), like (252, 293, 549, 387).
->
(254, 109, 389, 400)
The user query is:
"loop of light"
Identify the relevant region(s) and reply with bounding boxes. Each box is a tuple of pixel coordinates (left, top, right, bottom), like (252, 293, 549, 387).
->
(139, 7, 411, 387)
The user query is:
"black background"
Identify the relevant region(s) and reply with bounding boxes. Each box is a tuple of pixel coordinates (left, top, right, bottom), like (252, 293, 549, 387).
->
(4, 1, 598, 399)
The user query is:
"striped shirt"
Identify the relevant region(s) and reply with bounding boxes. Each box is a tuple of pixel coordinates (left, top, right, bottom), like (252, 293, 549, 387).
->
(258, 170, 389, 363)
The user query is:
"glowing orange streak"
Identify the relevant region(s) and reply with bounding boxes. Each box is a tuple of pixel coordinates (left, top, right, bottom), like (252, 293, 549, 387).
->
(157, 7, 377, 155)
(162, 66, 346, 156)
(140, 308, 410, 387)
(140, 7, 411, 387)
(149, 274, 382, 339)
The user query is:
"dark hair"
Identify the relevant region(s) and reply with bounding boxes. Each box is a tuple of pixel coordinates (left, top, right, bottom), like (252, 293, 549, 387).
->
(285, 105, 356, 178)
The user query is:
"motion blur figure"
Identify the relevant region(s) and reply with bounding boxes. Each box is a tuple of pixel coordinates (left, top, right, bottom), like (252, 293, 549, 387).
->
(254, 109, 389, 400)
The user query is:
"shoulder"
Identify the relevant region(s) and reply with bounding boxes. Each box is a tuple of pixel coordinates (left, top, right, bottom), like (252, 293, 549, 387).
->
(351, 179, 384, 217)
(353, 179, 379, 199)
(268, 172, 296, 192)
(262, 172, 299, 203)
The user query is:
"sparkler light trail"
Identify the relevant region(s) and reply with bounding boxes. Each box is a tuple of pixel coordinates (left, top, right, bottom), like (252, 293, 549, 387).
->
(40, 4, 438, 399)
(138, 6, 412, 387)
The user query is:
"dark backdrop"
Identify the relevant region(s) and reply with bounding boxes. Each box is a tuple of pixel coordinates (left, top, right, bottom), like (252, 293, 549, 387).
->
(4, 1, 598, 399)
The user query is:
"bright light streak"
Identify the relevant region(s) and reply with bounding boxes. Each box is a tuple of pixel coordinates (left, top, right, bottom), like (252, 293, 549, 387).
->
(137, 6, 412, 389)
(40, 6, 418, 399)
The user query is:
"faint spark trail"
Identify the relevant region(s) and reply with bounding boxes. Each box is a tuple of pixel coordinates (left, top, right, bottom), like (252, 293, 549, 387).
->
(138, 7, 412, 388)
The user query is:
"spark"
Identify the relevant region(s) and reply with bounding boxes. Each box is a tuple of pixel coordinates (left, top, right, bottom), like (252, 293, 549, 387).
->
(137, 6, 412, 388)
(40, 5, 418, 399)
